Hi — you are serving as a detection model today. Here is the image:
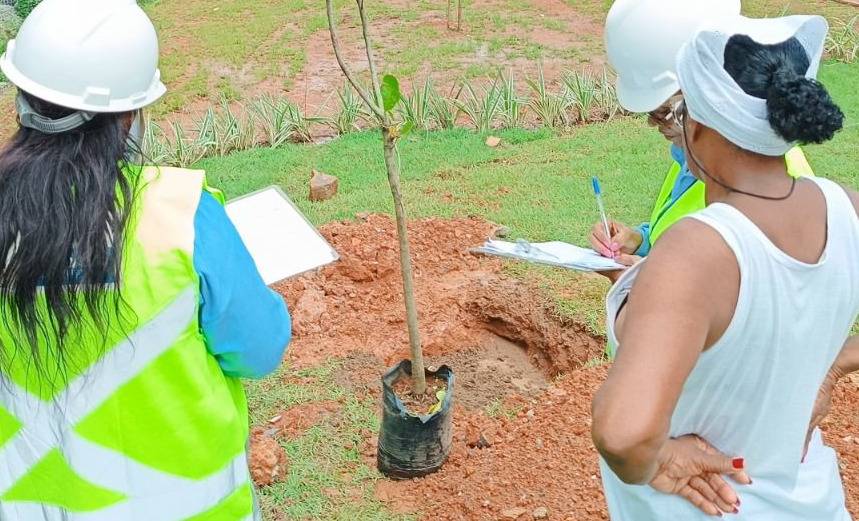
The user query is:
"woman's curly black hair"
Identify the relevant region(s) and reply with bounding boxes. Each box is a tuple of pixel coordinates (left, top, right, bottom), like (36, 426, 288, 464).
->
(723, 34, 844, 145)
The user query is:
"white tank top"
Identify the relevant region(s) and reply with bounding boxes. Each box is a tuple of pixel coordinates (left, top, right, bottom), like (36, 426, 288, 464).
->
(601, 177, 859, 521)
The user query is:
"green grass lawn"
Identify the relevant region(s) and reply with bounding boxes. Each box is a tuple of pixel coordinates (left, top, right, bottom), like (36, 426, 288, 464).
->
(204, 61, 859, 519)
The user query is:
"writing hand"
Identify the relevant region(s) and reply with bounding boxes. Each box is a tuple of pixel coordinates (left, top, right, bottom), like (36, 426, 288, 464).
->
(589, 220, 642, 259)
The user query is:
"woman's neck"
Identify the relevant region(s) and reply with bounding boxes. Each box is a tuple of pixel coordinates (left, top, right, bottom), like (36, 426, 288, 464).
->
(703, 151, 791, 205)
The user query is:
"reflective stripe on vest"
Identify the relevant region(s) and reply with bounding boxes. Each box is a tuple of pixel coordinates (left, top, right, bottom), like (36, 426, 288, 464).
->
(648, 146, 815, 247)
(0, 167, 253, 520)
(0, 288, 250, 520)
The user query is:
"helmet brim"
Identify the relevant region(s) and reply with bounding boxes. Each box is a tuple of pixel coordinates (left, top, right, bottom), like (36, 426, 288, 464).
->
(616, 77, 680, 114)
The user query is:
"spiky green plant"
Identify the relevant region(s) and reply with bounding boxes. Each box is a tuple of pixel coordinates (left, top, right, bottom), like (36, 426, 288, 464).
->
(454, 78, 503, 133)
(564, 70, 598, 124)
(166, 121, 207, 168)
(141, 116, 170, 165)
(193, 108, 217, 155)
(826, 16, 859, 64)
(428, 83, 459, 130)
(252, 95, 296, 148)
(212, 99, 242, 156)
(284, 102, 320, 143)
(525, 65, 569, 129)
(399, 77, 434, 131)
(498, 70, 526, 129)
(595, 68, 621, 122)
(331, 83, 366, 135)
(236, 110, 258, 151)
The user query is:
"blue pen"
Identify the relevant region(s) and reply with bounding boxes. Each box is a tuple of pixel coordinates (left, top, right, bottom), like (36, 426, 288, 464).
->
(591, 176, 612, 252)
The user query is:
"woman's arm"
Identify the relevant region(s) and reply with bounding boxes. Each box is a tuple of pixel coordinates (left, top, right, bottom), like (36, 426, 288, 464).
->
(194, 192, 291, 379)
(592, 218, 739, 484)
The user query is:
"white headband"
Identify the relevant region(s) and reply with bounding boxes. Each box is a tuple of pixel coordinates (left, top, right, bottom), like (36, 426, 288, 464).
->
(676, 15, 828, 156)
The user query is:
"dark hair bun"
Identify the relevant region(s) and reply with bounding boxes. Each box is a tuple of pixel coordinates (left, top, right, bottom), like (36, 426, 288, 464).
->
(724, 34, 845, 145)
(767, 67, 844, 144)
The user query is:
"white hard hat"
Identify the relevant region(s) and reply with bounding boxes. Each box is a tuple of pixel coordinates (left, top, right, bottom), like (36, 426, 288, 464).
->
(0, 0, 166, 113)
(605, 0, 742, 113)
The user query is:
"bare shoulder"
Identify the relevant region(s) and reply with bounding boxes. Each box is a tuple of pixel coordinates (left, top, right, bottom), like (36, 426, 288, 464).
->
(640, 217, 737, 285)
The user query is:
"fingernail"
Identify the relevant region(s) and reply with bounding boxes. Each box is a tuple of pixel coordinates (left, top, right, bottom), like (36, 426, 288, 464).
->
(733, 507, 739, 514)
(737, 499, 741, 506)
(732, 458, 744, 470)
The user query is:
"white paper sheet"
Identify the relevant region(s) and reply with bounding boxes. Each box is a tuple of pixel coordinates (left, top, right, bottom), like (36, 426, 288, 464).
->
(473, 239, 624, 272)
(225, 186, 339, 285)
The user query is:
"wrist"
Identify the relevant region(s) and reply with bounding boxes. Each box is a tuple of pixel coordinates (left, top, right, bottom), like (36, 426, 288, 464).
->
(628, 229, 644, 253)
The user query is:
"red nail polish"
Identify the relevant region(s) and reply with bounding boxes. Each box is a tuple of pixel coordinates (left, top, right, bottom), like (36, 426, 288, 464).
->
(737, 499, 741, 506)
(733, 507, 739, 514)
(732, 458, 744, 470)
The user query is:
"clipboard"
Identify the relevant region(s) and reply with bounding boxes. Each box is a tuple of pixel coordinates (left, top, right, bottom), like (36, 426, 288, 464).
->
(225, 186, 339, 285)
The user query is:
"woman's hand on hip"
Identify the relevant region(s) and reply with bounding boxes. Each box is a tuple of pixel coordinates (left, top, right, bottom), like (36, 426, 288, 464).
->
(650, 435, 751, 517)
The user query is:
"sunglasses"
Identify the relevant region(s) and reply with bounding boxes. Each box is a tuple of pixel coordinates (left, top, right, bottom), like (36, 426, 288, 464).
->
(672, 99, 688, 126)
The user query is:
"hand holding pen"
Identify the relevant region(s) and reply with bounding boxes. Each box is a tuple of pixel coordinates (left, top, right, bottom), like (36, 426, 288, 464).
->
(588, 177, 644, 261)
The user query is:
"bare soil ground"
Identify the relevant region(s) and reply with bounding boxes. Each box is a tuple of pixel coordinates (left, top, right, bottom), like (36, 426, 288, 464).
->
(249, 214, 859, 520)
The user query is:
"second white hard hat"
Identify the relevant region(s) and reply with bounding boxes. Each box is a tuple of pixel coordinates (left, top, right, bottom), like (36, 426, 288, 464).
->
(0, 0, 166, 113)
(605, 0, 742, 113)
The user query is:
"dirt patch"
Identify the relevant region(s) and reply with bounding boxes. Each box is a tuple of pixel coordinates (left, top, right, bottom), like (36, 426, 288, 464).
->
(434, 332, 549, 410)
(333, 352, 388, 396)
(268, 400, 342, 440)
(375, 366, 611, 520)
(277, 213, 604, 373)
(248, 427, 289, 487)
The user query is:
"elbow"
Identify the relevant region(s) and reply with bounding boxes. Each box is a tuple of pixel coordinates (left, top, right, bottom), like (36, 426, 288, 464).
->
(244, 310, 292, 379)
(254, 315, 292, 379)
(592, 400, 664, 484)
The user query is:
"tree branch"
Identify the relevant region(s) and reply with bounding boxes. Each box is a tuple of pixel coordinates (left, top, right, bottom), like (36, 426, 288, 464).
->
(325, 0, 385, 121)
(355, 0, 385, 119)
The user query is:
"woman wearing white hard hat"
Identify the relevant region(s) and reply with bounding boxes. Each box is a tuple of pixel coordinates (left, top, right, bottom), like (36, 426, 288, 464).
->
(590, 0, 814, 279)
(592, 13, 856, 520)
(0, 0, 290, 519)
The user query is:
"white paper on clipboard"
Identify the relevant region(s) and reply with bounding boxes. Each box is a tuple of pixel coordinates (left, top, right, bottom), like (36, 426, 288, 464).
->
(225, 186, 339, 285)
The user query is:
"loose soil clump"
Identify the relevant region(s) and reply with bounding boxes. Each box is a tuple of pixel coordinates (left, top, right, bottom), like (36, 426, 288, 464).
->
(248, 428, 289, 487)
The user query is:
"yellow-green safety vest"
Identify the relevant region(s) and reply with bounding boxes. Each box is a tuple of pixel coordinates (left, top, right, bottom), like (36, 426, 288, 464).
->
(647, 147, 815, 247)
(0, 167, 255, 520)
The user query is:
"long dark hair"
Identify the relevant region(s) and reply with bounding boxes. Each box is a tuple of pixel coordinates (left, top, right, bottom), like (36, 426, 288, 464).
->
(0, 91, 137, 383)
(724, 34, 844, 144)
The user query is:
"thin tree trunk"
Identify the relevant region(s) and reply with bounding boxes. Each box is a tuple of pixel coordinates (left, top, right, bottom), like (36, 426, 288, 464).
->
(456, 0, 462, 31)
(446, 0, 452, 30)
(382, 127, 426, 395)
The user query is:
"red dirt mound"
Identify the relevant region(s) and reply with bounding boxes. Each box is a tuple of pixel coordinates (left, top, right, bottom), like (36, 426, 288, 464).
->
(275, 214, 604, 372)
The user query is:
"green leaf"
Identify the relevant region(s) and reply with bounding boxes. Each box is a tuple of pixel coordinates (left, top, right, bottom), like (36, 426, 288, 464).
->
(427, 389, 446, 415)
(381, 75, 401, 113)
(401, 120, 415, 137)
